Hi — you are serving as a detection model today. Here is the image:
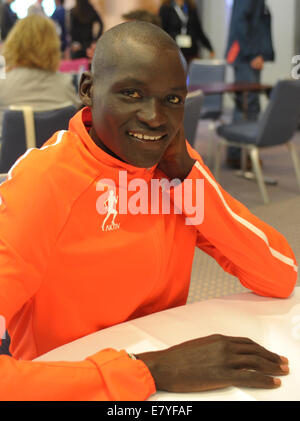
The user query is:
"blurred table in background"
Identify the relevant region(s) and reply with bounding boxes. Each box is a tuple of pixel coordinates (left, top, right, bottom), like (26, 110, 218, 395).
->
(188, 81, 273, 117)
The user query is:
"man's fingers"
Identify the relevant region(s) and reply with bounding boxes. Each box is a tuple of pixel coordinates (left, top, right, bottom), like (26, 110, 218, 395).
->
(228, 354, 289, 376)
(231, 342, 288, 365)
(221, 335, 288, 365)
(230, 369, 281, 389)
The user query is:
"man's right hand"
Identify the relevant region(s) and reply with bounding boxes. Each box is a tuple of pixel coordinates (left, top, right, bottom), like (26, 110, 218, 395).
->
(137, 334, 289, 392)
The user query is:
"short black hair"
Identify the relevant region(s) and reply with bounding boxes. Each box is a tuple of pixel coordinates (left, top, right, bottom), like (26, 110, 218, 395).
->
(91, 21, 186, 80)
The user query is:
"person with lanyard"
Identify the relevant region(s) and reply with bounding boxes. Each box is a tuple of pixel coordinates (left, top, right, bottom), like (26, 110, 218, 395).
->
(159, 0, 215, 64)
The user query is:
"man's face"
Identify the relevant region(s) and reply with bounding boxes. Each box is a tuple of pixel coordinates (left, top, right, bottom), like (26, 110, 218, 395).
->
(84, 42, 187, 168)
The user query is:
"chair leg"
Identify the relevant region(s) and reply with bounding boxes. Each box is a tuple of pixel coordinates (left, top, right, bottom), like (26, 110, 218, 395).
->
(214, 141, 225, 181)
(249, 147, 270, 204)
(286, 141, 300, 191)
(241, 147, 248, 173)
(207, 121, 216, 168)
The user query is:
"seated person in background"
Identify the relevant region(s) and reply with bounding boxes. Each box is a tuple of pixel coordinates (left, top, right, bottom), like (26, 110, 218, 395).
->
(159, 0, 215, 64)
(0, 15, 81, 134)
(0, 22, 296, 400)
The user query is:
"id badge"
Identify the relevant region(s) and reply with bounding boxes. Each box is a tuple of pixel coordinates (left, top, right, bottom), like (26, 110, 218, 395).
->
(175, 34, 192, 48)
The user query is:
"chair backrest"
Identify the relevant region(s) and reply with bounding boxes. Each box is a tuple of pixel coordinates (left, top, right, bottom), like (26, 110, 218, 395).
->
(257, 79, 300, 147)
(188, 60, 226, 115)
(183, 90, 203, 147)
(0, 105, 77, 173)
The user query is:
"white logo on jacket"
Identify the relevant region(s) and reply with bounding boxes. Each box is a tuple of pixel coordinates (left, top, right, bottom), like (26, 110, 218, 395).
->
(101, 189, 120, 231)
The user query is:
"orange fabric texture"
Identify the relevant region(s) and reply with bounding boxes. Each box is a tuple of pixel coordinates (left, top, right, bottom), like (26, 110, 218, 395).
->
(0, 107, 297, 400)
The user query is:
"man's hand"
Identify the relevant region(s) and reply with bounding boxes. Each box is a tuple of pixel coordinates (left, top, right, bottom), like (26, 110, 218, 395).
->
(137, 334, 289, 392)
(158, 125, 195, 181)
(250, 55, 264, 70)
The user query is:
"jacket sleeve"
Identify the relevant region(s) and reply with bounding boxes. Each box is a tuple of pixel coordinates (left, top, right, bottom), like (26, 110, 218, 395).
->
(170, 144, 297, 298)
(0, 349, 155, 401)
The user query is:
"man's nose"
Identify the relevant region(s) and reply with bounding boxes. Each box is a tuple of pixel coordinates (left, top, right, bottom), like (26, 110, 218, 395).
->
(136, 98, 167, 128)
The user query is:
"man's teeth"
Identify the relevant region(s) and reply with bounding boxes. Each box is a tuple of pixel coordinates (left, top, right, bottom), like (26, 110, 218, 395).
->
(128, 131, 163, 141)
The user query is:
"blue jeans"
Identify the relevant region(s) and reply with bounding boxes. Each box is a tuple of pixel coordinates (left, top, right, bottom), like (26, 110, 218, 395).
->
(227, 62, 261, 160)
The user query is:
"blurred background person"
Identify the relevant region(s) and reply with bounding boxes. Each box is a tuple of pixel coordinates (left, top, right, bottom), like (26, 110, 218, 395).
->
(159, 0, 215, 65)
(51, 0, 68, 55)
(70, 0, 103, 60)
(122, 9, 162, 27)
(0, 0, 17, 41)
(0, 15, 80, 134)
(225, 0, 274, 169)
(28, 0, 46, 16)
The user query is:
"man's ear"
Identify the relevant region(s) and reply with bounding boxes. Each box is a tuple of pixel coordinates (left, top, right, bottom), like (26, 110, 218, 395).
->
(79, 71, 93, 107)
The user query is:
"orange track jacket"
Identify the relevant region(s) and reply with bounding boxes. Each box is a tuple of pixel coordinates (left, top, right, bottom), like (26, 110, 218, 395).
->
(0, 108, 297, 400)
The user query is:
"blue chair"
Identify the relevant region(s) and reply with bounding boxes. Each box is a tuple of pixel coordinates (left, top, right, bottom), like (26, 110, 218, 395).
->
(214, 80, 300, 204)
(188, 60, 227, 166)
(0, 104, 77, 173)
(183, 90, 203, 148)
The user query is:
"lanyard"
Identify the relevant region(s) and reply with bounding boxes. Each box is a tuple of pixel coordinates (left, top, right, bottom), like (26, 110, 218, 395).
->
(173, 3, 189, 34)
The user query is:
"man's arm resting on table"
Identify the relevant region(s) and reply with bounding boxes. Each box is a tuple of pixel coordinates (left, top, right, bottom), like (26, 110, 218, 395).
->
(136, 334, 289, 392)
(142, 125, 294, 393)
(159, 125, 297, 299)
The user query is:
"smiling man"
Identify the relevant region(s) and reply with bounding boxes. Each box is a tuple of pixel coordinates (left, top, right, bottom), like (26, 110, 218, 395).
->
(0, 22, 297, 400)
(81, 22, 191, 175)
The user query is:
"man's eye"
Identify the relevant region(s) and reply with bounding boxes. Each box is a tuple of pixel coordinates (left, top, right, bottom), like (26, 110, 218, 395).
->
(122, 90, 142, 99)
(167, 95, 182, 104)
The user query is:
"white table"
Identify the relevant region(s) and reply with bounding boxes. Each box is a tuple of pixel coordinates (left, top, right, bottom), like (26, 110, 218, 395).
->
(36, 288, 300, 401)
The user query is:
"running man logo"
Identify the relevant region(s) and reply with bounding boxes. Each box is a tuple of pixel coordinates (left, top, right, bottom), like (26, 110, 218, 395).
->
(102, 189, 120, 232)
(0, 315, 6, 339)
(0, 55, 6, 79)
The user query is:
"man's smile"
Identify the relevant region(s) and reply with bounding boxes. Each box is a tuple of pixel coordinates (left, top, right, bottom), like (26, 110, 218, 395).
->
(127, 131, 168, 142)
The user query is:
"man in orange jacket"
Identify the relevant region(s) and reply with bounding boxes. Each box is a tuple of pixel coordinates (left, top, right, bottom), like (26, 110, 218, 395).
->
(0, 21, 296, 400)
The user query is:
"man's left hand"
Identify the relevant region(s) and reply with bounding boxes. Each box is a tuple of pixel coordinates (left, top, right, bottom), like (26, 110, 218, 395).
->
(158, 126, 195, 181)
